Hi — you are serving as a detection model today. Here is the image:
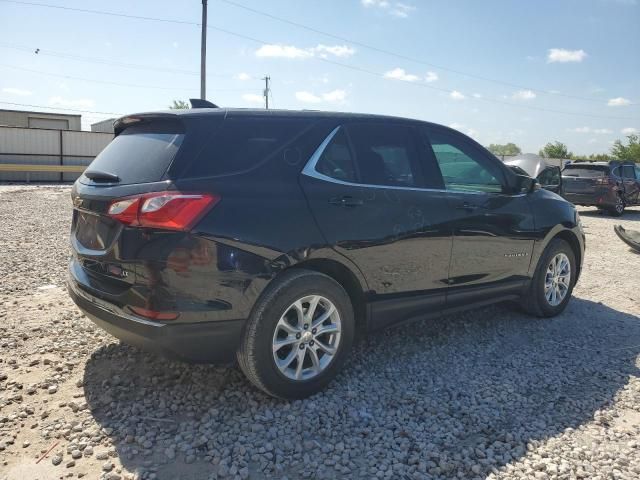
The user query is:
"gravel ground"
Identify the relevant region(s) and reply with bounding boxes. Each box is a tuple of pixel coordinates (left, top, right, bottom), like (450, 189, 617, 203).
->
(1, 184, 639, 480)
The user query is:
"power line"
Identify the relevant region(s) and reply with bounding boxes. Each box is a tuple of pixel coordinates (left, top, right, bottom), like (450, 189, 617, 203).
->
(218, 0, 633, 106)
(0, 100, 123, 116)
(1, 2, 637, 120)
(2, 0, 628, 106)
(0, 64, 248, 92)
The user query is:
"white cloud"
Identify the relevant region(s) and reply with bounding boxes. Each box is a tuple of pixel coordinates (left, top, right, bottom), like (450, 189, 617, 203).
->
(255, 43, 354, 60)
(512, 89, 536, 101)
(570, 127, 613, 134)
(622, 127, 638, 135)
(256, 44, 312, 59)
(449, 90, 466, 100)
(234, 72, 251, 81)
(361, 0, 416, 18)
(547, 48, 587, 63)
(2, 87, 32, 96)
(241, 93, 264, 104)
(172, 42, 179, 49)
(322, 89, 347, 103)
(384, 68, 419, 82)
(608, 97, 631, 106)
(449, 122, 464, 130)
(48, 96, 95, 108)
(296, 89, 348, 105)
(296, 91, 322, 103)
(313, 44, 355, 58)
(425, 71, 438, 83)
(472, 93, 483, 99)
(390, 3, 416, 17)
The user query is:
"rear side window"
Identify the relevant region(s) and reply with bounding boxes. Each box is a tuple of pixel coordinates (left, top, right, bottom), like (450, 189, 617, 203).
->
(184, 117, 311, 178)
(316, 129, 357, 182)
(347, 123, 423, 187)
(86, 121, 184, 185)
(562, 165, 609, 177)
(537, 167, 561, 186)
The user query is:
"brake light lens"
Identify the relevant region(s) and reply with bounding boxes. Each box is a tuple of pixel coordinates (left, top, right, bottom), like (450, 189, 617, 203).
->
(130, 306, 179, 321)
(107, 192, 219, 231)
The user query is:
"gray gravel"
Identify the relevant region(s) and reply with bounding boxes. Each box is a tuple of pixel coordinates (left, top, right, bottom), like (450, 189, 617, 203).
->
(0, 185, 639, 480)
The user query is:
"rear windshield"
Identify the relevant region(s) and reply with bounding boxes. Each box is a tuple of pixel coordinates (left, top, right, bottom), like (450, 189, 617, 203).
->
(84, 121, 184, 184)
(562, 165, 609, 177)
(182, 117, 312, 178)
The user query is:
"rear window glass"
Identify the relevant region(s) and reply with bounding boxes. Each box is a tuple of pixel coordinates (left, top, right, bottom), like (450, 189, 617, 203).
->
(183, 117, 312, 178)
(562, 165, 609, 177)
(85, 121, 183, 185)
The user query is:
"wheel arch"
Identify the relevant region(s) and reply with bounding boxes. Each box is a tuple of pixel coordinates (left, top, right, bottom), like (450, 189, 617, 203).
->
(285, 258, 369, 335)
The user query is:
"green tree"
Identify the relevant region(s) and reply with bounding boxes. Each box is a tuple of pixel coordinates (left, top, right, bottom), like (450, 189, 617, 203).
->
(611, 134, 640, 162)
(539, 141, 572, 159)
(169, 99, 190, 109)
(487, 143, 522, 156)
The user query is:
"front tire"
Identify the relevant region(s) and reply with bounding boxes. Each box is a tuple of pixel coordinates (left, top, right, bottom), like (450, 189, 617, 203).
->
(237, 269, 354, 399)
(521, 239, 576, 317)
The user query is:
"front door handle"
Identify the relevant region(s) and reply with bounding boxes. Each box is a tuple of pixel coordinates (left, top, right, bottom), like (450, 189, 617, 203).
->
(329, 196, 363, 207)
(456, 202, 478, 212)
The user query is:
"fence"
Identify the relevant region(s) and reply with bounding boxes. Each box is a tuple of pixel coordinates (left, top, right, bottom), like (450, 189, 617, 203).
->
(0, 126, 113, 182)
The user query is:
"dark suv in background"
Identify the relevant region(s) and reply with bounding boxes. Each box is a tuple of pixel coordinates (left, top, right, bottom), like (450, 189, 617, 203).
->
(562, 161, 640, 216)
(68, 107, 584, 399)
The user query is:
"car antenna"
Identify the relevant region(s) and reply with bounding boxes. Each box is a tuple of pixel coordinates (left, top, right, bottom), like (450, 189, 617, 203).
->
(189, 98, 219, 108)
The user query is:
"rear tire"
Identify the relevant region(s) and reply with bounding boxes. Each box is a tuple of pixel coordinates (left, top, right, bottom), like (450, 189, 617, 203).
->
(237, 269, 354, 399)
(609, 195, 625, 217)
(521, 239, 576, 318)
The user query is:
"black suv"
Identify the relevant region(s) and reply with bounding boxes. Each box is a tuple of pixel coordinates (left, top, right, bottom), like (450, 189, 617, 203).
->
(562, 161, 640, 216)
(68, 108, 585, 399)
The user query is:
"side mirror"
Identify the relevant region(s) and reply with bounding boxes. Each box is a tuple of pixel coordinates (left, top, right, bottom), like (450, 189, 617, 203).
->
(512, 175, 539, 194)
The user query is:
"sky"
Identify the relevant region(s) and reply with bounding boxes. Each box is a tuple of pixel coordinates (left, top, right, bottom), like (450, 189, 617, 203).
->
(0, 0, 639, 155)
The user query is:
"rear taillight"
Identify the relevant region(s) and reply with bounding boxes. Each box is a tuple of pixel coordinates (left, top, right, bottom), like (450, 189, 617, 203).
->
(107, 192, 219, 231)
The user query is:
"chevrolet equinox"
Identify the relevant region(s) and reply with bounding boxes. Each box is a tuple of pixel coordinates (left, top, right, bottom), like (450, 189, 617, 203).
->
(68, 107, 585, 399)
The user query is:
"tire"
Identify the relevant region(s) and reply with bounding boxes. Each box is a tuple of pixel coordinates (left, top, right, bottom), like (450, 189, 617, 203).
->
(237, 269, 355, 399)
(609, 195, 625, 217)
(521, 239, 576, 318)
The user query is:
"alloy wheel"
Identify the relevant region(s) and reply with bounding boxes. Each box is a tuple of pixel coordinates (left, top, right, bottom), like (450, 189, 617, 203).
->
(544, 253, 571, 307)
(615, 196, 624, 214)
(272, 295, 342, 381)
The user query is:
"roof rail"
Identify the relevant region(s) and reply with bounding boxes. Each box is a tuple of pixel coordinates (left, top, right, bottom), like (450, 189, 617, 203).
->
(189, 99, 219, 109)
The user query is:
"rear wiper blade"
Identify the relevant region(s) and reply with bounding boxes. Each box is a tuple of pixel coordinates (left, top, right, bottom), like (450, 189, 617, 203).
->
(84, 170, 120, 182)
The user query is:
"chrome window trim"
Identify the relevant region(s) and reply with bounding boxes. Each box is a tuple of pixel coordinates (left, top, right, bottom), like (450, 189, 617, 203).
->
(301, 126, 525, 197)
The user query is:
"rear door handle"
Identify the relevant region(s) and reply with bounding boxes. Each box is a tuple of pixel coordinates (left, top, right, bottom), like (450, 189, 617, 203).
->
(456, 202, 478, 212)
(329, 196, 363, 207)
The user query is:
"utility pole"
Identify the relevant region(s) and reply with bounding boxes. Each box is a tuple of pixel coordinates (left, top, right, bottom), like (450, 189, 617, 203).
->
(200, 0, 207, 100)
(262, 75, 270, 109)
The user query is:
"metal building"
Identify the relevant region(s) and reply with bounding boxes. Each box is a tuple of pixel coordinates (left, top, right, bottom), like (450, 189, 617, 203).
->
(90, 118, 116, 133)
(0, 108, 81, 130)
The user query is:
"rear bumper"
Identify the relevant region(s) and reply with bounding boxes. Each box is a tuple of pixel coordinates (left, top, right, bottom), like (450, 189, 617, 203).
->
(68, 268, 244, 364)
(563, 190, 617, 207)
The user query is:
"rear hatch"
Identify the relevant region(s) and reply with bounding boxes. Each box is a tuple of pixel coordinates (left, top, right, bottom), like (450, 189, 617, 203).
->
(562, 164, 610, 193)
(71, 114, 202, 297)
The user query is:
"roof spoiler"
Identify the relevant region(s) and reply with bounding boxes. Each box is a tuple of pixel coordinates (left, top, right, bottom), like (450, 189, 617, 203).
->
(189, 98, 219, 109)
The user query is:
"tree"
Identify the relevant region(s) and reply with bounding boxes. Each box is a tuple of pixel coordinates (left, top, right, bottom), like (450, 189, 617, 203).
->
(572, 153, 612, 162)
(539, 141, 572, 159)
(611, 134, 640, 163)
(487, 143, 522, 156)
(169, 100, 190, 109)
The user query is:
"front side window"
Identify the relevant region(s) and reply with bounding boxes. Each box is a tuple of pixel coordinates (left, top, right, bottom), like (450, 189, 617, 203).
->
(622, 165, 636, 179)
(537, 167, 561, 186)
(425, 129, 504, 193)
